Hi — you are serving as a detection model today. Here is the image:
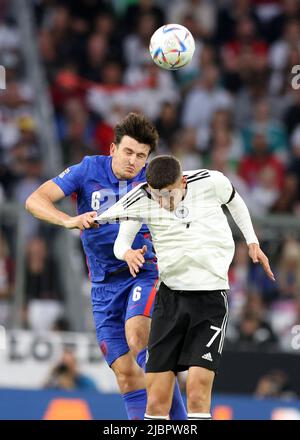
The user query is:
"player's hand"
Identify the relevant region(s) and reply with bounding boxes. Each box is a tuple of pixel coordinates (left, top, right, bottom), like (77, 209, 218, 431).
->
(124, 245, 147, 278)
(64, 211, 99, 230)
(248, 243, 275, 281)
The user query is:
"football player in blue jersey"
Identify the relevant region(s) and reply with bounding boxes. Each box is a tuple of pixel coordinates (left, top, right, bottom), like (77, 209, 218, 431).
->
(25, 113, 186, 420)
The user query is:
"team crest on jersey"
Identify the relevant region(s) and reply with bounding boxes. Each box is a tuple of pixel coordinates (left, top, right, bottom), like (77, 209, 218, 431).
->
(100, 341, 108, 357)
(175, 205, 189, 219)
(59, 168, 70, 178)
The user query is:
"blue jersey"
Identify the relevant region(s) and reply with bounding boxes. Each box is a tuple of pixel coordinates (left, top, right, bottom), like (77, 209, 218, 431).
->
(52, 155, 156, 282)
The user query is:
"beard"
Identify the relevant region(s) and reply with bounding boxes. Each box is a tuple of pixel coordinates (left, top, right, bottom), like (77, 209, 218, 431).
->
(118, 169, 136, 180)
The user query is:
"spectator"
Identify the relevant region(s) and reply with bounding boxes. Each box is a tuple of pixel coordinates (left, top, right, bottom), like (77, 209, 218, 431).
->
(182, 65, 232, 142)
(284, 89, 300, 137)
(209, 128, 243, 166)
(216, 0, 259, 44)
(271, 173, 300, 215)
(288, 127, 300, 198)
(208, 146, 249, 200)
(268, 0, 300, 43)
(123, 12, 158, 67)
(79, 33, 108, 82)
(169, 127, 202, 170)
(248, 166, 280, 216)
(93, 10, 121, 60)
(277, 240, 300, 299)
(155, 101, 181, 150)
(44, 349, 97, 390)
(166, 0, 216, 40)
(254, 369, 297, 398)
(235, 310, 278, 349)
(269, 19, 300, 71)
(269, 240, 300, 339)
(24, 237, 63, 331)
(242, 99, 288, 162)
(124, 55, 178, 119)
(238, 131, 285, 191)
(121, 0, 165, 35)
(0, 232, 14, 326)
(222, 15, 268, 69)
(56, 97, 96, 164)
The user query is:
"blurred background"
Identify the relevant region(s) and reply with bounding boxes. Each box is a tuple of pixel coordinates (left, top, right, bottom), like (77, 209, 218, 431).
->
(1, 0, 300, 420)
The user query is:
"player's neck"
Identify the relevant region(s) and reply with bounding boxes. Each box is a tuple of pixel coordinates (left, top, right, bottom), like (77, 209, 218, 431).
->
(111, 158, 125, 180)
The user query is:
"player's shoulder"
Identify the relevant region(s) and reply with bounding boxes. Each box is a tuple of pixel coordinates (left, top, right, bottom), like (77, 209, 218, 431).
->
(81, 154, 106, 167)
(184, 168, 211, 184)
(79, 155, 111, 176)
(73, 154, 100, 171)
(184, 169, 228, 184)
(208, 170, 231, 186)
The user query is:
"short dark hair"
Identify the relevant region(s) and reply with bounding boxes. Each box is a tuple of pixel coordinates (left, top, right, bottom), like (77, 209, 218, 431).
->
(114, 112, 158, 154)
(146, 155, 182, 189)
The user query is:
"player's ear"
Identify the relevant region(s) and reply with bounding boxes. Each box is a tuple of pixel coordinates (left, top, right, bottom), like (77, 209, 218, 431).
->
(110, 143, 117, 156)
(182, 175, 187, 187)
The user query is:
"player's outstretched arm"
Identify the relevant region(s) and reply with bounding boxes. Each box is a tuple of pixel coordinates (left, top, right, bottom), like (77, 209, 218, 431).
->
(25, 180, 99, 231)
(114, 220, 144, 278)
(227, 192, 275, 281)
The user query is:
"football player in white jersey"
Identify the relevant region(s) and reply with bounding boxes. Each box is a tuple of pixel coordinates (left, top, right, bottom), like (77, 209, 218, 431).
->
(97, 155, 275, 421)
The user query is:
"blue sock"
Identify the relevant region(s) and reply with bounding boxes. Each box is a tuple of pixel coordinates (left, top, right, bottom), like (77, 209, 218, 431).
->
(136, 348, 187, 420)
(170, 380, 187, 420)
(136, 347, 147, 370)
(122, 389, 147, 420)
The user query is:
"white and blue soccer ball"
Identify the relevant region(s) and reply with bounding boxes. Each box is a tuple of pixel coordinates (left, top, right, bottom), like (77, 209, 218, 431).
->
(149, 24, 195, 70)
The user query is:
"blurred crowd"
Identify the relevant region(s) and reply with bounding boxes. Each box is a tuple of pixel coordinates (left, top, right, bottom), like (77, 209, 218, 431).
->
(0, 0, 65, 330)
(0, 0, 300, 353)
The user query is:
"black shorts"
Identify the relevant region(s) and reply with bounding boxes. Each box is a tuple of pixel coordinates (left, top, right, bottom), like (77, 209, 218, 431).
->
(146, 282, 229, 374)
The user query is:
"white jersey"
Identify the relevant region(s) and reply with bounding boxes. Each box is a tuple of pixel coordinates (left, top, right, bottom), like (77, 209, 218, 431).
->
(97, 169, 258, 291)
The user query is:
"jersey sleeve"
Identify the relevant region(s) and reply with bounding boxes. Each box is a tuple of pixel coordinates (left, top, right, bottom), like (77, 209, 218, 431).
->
(52, 157, 88, 196)
(96, 199, 127, 222)
(96, 183, 147, 223)
(114, 220, 143, 260)
(227, 192, 259, 245)
(211, 171, 235, 205)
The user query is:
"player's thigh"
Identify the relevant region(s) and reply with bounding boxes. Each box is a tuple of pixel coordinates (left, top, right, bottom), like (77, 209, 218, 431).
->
(92, 282, 129, 367)
(125, 270, 158, 351)
(180, 290, 229, 373)
(125, 270, 159, 322)
(146, 283, 186, 374)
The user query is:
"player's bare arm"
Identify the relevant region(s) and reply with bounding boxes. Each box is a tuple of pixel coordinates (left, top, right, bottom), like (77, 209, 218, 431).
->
(25, 180, 99, 231)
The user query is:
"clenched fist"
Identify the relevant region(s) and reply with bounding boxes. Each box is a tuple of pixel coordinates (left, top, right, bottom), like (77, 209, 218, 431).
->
(64, 211, 99, 231)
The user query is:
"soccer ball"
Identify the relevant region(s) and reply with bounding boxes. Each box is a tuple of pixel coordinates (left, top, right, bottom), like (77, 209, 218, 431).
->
(149, 24, 195, 70)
